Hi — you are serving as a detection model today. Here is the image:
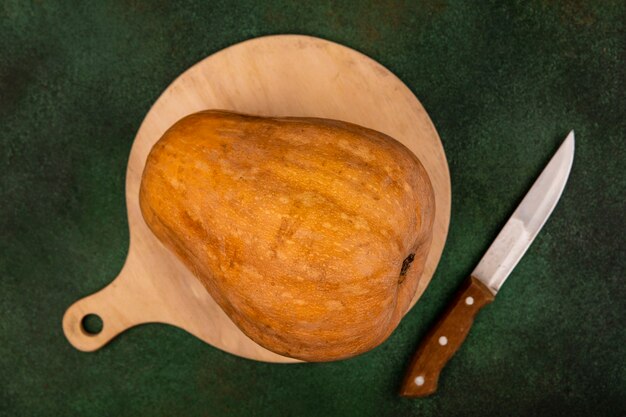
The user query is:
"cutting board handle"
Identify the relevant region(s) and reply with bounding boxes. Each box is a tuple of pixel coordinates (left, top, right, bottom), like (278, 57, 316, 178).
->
(62, 264, 140, 352)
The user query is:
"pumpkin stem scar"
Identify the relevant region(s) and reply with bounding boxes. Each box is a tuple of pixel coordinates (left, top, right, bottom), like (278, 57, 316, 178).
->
(399, 253, 415, 282)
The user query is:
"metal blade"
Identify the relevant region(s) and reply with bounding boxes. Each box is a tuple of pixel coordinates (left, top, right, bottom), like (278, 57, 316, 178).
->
(472, 131, 575, 294)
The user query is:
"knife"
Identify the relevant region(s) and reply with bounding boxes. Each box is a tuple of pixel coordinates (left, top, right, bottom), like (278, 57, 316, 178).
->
(399, 131, 575, 397)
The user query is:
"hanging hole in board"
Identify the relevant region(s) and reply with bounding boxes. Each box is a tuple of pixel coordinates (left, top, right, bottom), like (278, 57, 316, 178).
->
(81, 314, 103, 336)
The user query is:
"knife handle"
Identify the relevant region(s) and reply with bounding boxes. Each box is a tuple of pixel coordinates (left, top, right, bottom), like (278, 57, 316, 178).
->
(399, 276, 494, 397)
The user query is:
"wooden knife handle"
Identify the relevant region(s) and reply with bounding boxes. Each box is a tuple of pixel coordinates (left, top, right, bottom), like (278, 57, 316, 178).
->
(399, 276, 495, 397)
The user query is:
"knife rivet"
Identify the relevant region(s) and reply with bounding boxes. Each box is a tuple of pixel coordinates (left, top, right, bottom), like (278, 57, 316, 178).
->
(465, 296, 474, 305)
(438, 336, 448, 346)
(414, 376, 425, 386)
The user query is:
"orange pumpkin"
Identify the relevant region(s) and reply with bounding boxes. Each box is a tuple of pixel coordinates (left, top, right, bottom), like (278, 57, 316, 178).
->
(139, 110, 435, 361)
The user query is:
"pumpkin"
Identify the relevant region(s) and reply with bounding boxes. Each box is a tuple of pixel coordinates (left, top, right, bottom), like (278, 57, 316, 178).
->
(139, 110, 435, 361)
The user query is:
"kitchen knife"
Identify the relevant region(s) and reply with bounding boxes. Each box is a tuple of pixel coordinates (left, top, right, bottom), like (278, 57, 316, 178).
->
(400, 131, 575, 397)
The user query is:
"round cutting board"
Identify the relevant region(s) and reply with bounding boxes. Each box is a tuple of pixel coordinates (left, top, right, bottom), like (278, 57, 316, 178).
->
(62, 35, 451, 363)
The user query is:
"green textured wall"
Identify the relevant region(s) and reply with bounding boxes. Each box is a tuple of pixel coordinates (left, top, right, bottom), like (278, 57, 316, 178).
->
(1, 1, 624, 416)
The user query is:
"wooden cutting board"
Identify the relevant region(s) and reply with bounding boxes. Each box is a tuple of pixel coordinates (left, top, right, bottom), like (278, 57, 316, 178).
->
(62, 35, 451, 363)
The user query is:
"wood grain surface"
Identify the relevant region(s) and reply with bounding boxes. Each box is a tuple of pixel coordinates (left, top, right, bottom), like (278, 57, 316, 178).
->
(399, 276, 495, 397)
(62, 35, 451, 363)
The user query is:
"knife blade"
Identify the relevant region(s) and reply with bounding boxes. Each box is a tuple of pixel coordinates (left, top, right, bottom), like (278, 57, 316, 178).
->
(399, 131, 575, 397)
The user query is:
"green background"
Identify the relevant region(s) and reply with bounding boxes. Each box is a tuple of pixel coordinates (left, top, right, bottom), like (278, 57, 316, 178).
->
(1, 1, 624, 416)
